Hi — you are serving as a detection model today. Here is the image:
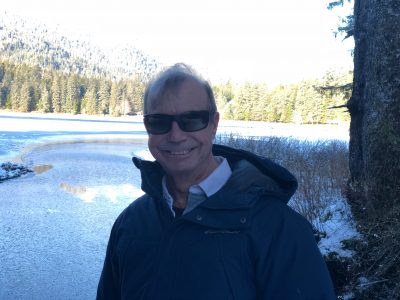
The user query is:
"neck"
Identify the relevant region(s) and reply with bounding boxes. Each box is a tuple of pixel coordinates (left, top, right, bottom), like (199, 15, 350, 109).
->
(166, 156, 219, 208)
(166, 178, 190, 209)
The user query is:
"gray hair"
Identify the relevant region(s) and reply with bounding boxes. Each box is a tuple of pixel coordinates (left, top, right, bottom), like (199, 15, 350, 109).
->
(143, 63, 217, 114)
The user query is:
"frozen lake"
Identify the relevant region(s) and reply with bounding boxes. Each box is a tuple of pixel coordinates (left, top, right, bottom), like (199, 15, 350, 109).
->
(0, 142, 148, 299)
(0, 112, 349, 299)
(0, 112, 349, 163)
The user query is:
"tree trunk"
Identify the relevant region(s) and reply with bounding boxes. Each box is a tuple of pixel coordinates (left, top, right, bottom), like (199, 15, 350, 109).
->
(348, 0, 400, 219)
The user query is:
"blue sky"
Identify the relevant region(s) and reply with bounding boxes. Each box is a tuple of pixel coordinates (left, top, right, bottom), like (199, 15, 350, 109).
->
(1, 0, 353, 85)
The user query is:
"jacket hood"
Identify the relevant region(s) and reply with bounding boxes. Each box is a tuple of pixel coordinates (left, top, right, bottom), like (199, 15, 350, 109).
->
(132, 144, 297, 204)
(212, 144, 297, 203)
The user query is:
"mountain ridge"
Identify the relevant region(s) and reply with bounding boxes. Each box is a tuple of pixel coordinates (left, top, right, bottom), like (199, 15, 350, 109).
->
(0, 11, 160, 80)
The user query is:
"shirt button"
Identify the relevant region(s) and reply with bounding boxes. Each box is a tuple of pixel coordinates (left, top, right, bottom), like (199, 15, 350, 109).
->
(196, 215, 203, 221)
(240, 217, 247, 223)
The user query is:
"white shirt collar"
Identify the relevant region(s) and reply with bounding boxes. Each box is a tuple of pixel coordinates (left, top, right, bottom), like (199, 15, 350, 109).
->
(189, 156, 231, 197)
(162, 156, 232, 215)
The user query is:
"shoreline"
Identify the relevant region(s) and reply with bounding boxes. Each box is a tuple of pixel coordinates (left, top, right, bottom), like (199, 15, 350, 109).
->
(0, 109, 350, 126)
(0, 109, 144, 122)
(0, 110, 350, 166)
(0, 135, 150, 182)
(0, 110, 350, 140)
(0, 110, 149, 163)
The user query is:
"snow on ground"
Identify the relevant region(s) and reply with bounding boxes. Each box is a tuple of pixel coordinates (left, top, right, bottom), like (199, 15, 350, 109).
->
(219, 119, 350, 142)
(318, 197, 361, 257)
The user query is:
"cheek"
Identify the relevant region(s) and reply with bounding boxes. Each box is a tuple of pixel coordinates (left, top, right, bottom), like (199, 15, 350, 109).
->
(148, 136, 160, 155)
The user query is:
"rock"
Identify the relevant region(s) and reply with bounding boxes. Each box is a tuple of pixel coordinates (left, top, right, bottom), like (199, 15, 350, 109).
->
(0, 162, 33, 182)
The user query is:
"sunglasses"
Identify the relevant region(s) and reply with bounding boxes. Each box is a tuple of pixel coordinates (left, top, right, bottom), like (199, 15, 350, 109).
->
(144, 110, 213, 135)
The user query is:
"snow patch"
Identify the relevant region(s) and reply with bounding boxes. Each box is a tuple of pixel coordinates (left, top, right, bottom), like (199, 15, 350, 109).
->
(318, 197, 361, 257)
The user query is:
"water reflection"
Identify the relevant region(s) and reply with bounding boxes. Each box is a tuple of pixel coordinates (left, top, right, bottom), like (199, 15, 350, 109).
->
(60, 182, 143, 203)
(60, 182, 96, 203)
(33, 164, 53, 174)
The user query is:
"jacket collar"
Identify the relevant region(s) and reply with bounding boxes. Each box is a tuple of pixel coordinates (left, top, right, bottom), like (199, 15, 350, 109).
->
(132, 144, 298, 207)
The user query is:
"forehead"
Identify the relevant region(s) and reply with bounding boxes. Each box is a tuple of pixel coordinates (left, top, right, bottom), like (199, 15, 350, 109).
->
(147, 79, 209, 113)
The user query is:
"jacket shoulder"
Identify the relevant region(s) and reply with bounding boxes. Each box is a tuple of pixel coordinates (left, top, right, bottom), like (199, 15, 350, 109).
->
(252, 196, 312, 231)
(112, 194, 163, 238)
(249, 196, 336, 299)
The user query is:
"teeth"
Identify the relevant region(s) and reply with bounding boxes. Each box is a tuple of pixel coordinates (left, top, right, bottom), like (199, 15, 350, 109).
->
(169, 150, 190, 155)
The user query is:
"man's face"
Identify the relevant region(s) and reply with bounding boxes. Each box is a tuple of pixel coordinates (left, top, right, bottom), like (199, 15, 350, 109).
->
(146, 79, 219, 181)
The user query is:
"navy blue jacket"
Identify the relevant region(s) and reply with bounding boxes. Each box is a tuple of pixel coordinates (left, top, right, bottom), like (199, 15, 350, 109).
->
(97, 144, 336, 299)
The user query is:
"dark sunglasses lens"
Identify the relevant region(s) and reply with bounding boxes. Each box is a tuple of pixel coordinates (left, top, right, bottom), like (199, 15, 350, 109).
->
(144, 115, 172, 134)
(144, 111, 211, 134)
(178, 111, 210, 132)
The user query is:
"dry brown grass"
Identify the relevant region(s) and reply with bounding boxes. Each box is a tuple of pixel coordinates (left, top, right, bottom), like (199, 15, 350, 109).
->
(218, 134, 349, 230)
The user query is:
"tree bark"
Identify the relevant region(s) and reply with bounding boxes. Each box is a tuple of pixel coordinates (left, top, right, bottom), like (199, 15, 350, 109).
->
(348, 0, 400, 219)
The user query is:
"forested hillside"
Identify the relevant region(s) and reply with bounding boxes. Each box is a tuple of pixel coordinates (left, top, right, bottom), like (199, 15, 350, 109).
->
(214, 71, 352, 123)
(0, 12, 158, 116)
(0, 12, 352, 122)
(0, 12, 158, 80)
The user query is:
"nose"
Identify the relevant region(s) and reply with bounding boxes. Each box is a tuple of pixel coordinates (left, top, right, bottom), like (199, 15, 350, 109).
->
(167, 121, 187, 142)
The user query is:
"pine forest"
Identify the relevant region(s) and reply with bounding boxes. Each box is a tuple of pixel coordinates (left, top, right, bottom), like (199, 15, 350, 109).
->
(0, 12, 352, 123)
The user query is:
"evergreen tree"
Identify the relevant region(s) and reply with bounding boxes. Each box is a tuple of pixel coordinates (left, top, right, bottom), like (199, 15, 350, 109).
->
(65, 75, 80, 114)
(109, 81, 122, 116)
(251, 83, 268, 121)
(293, 81, 321, 124)
(232, 83, 255, 120)
(19, 80, 33, 112)
(8, 80, 20, 110)
(81, 82, 98, 115)
(38, 82, 52, 113)
(0, 63, 4, 83)
(0, 85, 9, 108)
(267, 85, 287, 122)
(278, 85, 297, 123)
(214, 81, 234, 117)
(0, 62, 12, 108)
(29, 65, 42, 107)
(59, 76, 67, 113)
(51, 74, 62, 113)
(98, 79, 111, 115)
(130, 75, 145, 114)
(329, 0, 400, 297)
(120, 81, 131, 115)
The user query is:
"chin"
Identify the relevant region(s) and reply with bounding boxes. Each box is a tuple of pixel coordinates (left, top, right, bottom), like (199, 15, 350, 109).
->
(163, 163, 197, 176)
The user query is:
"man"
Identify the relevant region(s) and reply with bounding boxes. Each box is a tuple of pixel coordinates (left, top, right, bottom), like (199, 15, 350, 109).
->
(97, 63, 336, 299)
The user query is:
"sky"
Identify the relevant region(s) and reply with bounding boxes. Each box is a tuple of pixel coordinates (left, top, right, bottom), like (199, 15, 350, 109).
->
(1, 0, 354, 85)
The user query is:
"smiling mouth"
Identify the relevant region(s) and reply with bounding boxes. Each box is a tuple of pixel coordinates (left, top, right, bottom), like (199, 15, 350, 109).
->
(165, 147, 195, 156)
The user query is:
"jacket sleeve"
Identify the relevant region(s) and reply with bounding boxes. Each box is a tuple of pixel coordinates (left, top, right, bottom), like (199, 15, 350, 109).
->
(254, 201, 336, 300)
(96, 219, 121, 300)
